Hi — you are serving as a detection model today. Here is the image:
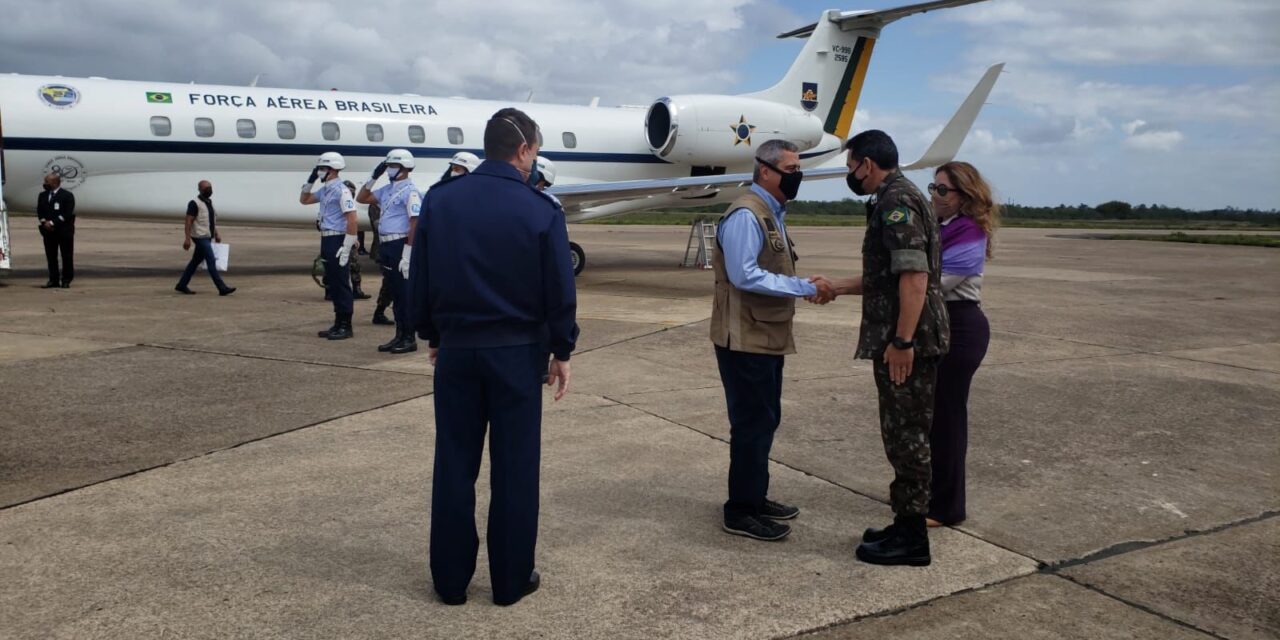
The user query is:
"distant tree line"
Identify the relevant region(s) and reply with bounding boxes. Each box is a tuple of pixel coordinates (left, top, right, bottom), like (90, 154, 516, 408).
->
(676, 199, 1278, 222)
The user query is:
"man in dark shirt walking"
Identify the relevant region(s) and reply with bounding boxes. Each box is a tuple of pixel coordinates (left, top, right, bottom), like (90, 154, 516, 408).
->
(175, 180, 235, 296)
(411, 107, 578, 607)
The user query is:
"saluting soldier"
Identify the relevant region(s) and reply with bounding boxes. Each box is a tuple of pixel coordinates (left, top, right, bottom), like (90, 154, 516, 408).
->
(357, 149, 421, 354)
(300, 152, 359, 340)
(820, 130, 950, 566)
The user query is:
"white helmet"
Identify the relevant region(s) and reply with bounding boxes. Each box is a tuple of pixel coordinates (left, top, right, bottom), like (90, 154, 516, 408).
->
(535, 156, 556, 187)
(448, 151, 481, 174)
(384, 148, 415, 169)
(316, 151, 346, 171)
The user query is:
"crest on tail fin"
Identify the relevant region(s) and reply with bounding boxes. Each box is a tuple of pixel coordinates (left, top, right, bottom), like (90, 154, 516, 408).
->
(801, 83, 818, 112)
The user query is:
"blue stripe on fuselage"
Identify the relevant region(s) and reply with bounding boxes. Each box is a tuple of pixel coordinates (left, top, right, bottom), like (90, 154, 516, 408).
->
(3, 137, 672, 164)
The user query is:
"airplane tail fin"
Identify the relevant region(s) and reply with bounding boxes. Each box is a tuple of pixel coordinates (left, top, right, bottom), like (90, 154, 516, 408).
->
(744, 0, 988, 140)
(902, 62, 1004, 170)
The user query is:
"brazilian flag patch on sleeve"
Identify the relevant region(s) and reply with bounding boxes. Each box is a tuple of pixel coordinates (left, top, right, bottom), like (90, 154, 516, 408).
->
(883, 207, 912, 225)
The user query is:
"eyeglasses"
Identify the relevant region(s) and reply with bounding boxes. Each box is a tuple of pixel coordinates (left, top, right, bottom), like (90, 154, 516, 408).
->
(927, 183, 963, 198)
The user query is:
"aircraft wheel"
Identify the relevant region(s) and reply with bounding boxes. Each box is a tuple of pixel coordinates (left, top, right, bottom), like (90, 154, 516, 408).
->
(569, 242, 585, 276)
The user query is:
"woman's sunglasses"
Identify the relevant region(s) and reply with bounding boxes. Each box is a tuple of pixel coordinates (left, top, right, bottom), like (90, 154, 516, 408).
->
(927, 183, 963, 198)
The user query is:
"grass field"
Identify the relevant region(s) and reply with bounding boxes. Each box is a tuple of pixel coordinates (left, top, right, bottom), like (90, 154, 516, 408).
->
(1094, 232, 1280, 248)
(583, 212, 1280, 231)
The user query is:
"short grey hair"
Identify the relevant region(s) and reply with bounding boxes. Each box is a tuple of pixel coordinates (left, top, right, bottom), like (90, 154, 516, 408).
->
(753, 139, 799, 181)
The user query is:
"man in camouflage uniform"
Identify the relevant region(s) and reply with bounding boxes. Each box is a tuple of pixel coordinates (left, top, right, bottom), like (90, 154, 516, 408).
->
(365, 200, 395, 325)
(817, 130, 949, 566)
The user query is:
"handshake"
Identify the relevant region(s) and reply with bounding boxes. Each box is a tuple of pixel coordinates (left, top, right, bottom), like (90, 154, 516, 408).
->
(806, 275, 837, 305)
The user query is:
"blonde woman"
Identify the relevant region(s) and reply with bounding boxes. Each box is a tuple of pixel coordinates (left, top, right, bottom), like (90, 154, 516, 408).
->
(926, 161, 998, 526)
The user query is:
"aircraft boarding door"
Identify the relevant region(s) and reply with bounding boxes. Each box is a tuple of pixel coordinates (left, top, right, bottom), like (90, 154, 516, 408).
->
(0, 105, 9, 271)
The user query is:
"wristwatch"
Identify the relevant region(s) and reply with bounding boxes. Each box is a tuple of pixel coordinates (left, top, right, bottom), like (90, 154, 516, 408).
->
(891, 336, 915, 350)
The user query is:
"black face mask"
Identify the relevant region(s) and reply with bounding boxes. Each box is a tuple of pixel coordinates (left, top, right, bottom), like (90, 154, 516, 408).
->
(846, 159, 870, 196)
(756, 158, 803, 201)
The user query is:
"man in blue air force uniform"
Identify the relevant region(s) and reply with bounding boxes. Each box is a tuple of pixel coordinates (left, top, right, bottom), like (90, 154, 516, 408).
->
(409, 107, 578, 607)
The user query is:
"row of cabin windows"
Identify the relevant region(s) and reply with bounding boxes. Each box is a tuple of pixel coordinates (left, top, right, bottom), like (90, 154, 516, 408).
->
(148, 116, 580, 149)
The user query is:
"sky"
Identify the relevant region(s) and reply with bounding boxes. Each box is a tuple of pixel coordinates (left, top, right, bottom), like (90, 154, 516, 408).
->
(1, 0, 1277, 210)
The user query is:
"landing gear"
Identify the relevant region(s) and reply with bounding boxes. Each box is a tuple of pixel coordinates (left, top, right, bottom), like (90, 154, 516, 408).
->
(569, 242, 585, 276)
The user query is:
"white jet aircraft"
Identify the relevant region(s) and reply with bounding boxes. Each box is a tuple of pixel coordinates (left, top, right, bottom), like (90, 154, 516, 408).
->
(0, 0, 1002, 274)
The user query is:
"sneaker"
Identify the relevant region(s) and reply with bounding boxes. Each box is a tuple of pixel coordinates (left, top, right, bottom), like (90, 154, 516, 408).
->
(722, 514, 791, 541)
(759, 499, 799, 521)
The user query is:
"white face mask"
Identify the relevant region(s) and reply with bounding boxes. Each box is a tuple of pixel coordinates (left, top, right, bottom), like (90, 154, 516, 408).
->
(386, 167, 401, 180)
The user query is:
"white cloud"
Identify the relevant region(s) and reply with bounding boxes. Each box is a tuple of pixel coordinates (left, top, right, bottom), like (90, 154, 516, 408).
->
(1122, 121, 1185, 151)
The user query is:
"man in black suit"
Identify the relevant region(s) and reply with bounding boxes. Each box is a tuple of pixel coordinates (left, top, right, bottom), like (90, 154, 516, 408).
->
(36, 173, 75, 288)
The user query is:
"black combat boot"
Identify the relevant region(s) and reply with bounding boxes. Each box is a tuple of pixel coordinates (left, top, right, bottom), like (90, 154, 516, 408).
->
(378, 329, 402, 352)
(317, 314, 340, 338)
(389, 332, 418, 354)
(372, 305, 394, 325)
(327, 314, 354, 340)
(353, 284, 371, 300)
(855, 515, 930, 566)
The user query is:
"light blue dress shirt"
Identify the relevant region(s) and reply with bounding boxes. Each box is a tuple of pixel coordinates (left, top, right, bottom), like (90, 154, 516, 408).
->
(718, 184, 817, 298)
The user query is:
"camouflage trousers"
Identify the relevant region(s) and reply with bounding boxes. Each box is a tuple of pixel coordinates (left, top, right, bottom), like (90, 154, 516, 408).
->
(872, 356, 940, 516)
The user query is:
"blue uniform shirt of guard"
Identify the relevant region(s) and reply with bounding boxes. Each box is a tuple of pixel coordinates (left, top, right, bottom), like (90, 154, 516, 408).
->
(410, 160, 579, 361)
(718, 184, 817, 297)
(316, 180, 356, 231)
(374, 179, 422, 235)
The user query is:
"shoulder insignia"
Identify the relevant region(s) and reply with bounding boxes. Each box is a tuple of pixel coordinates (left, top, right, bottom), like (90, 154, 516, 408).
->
(883, 207, 911, 225)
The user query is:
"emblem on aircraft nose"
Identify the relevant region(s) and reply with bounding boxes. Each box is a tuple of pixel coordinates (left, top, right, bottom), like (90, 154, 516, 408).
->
(37, 84, 81, 109)
(731, 115, 756, 146)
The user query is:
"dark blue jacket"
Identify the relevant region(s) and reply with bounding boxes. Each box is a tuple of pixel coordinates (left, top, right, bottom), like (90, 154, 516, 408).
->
(410, 160, 579, 361)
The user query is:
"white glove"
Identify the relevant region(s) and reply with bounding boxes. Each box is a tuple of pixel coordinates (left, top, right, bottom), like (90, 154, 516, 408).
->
(337, 234, 358, 267)
(398, 245, 412, 279)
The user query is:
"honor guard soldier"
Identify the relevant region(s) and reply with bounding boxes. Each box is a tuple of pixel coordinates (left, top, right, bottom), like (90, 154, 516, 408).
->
(442, 151, 481, 182)
(300, 152, 359, 340)
(357, 148, 421, 355)
(410, 107, 578, 606)
(835, 129, 951, 566)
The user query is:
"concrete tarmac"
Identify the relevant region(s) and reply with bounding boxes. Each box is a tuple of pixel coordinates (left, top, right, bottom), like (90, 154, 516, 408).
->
(1, 218, 1276, 639)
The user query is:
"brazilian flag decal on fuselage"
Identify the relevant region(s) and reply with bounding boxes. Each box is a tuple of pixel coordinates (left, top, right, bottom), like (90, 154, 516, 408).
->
(147, 92, 173, 104)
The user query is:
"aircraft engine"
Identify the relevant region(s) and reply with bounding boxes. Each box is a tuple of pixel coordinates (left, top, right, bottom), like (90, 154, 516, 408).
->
(644, 95, 824, 167)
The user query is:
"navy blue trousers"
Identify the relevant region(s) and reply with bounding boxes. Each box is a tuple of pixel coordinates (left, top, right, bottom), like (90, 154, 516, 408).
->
(430, 344, 544, 603)
(176, 237, 227, 291)
(715, 345, 785, 519)
(320, 234, 353, 315)
(929, 301, 990, 524)
(377, 238, 410, 336)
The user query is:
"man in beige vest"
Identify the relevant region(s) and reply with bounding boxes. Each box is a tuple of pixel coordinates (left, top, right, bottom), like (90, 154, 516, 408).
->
(711, 139, 832, 541)
(175, 180, 235, 295)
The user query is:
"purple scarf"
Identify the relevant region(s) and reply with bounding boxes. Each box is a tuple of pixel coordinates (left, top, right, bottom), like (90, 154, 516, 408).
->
(940, 215, 986, 277)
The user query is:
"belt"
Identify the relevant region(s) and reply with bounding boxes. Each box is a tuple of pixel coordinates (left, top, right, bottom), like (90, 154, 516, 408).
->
(319, 230, 345, 237)
(379, 233, 408, 242)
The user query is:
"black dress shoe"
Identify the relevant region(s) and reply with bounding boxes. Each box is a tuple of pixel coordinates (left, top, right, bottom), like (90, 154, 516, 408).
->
(389, 338, 418, 354)
(495, 570, 540, 606)
(855, 525, 930, 567)
(372, 312, 395, 326)
(175, 285, 196, 295)
(327, 323, 353, 340)
(60, 282, 71, 289)
(722, 514, 791, 541)
(759, 499, 799, 521)
(437, 592, 466, 606)
(218, 287, 236, 296)
(42, 281, 59, 289)
(377, 332, 402, 352)
(353, 288, 371, 300)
